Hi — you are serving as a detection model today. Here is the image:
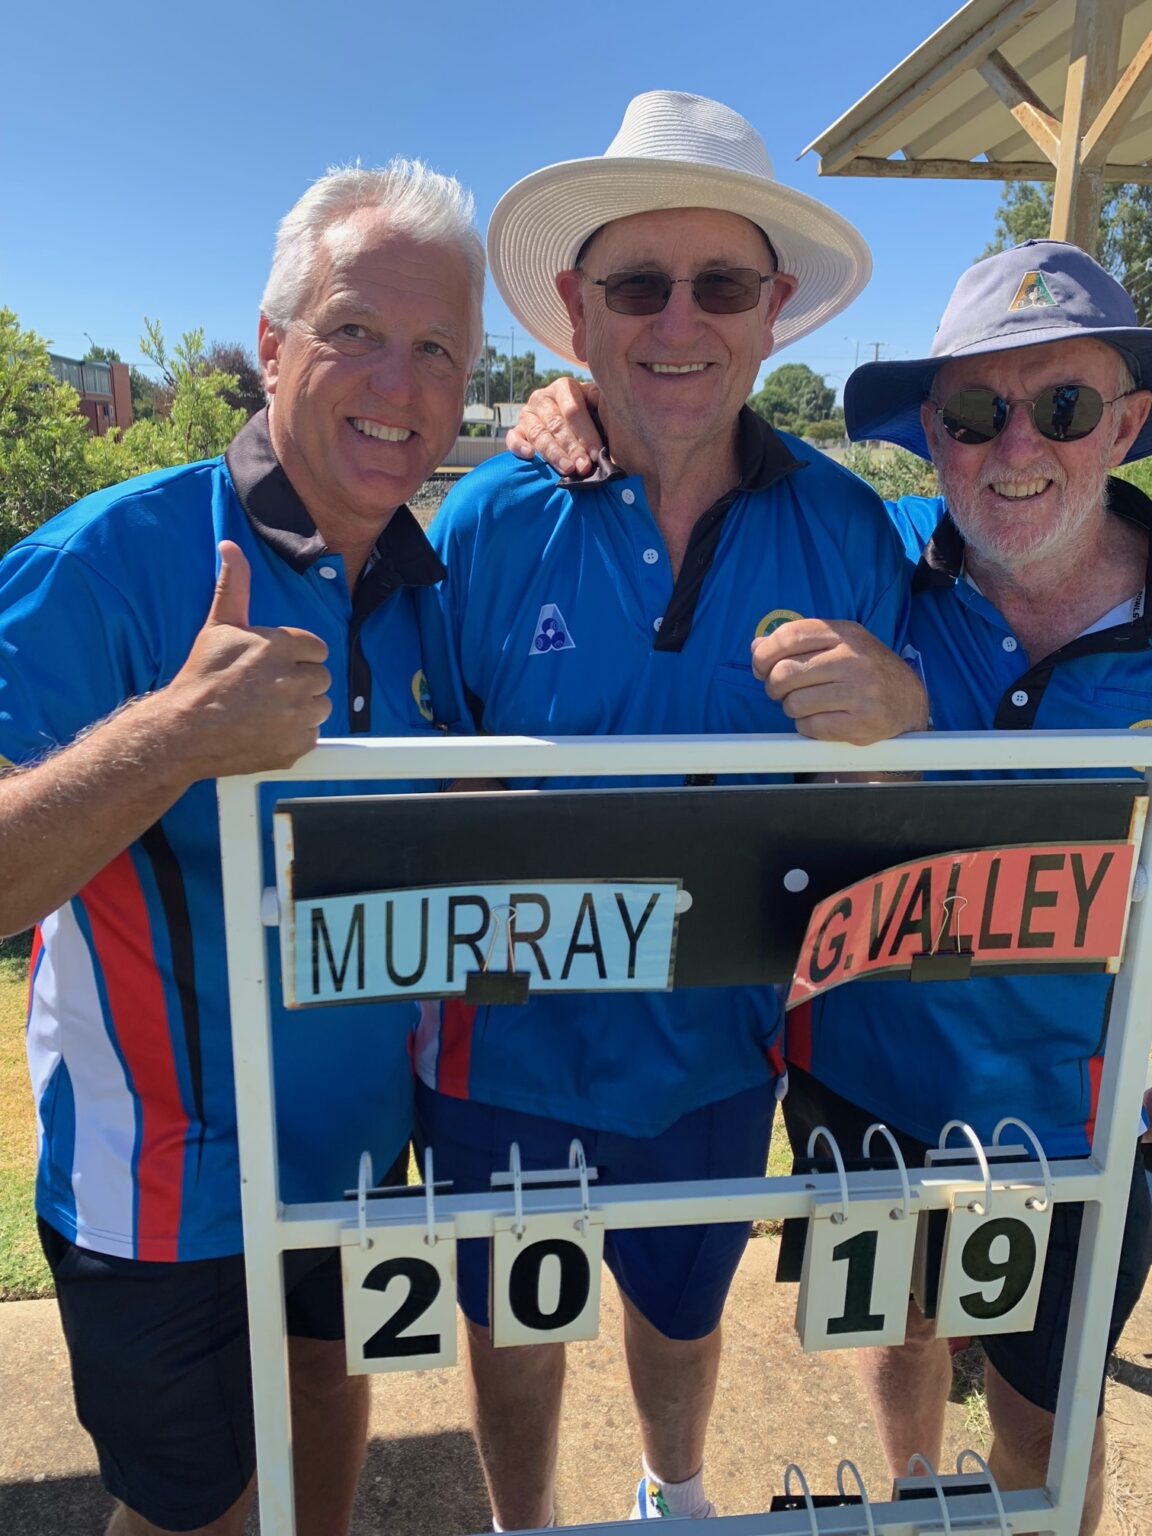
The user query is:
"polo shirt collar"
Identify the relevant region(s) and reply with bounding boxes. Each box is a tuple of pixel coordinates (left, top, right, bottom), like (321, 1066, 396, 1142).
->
(224, 408, 444, 588)
(558, 405, 805, 495)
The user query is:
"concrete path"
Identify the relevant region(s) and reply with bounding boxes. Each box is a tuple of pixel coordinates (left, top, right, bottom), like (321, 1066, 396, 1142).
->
(1, 1238, 1148, 1534)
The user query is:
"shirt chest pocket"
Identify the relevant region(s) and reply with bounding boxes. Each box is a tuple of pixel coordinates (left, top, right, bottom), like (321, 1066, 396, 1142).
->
(712, 659, 790, 732)
(1089, 682, 1152, 727)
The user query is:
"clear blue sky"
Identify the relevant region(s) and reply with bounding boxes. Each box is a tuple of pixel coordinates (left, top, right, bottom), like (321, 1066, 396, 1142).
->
(3, 1, 1007, 397)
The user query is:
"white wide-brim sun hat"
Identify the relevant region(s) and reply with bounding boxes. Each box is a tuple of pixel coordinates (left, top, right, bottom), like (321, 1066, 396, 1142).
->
(488, 91, 872, 367)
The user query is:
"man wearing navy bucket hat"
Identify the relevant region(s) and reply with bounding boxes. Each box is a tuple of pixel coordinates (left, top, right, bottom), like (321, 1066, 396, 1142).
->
(780, 241, 1152, 1536)
(514, 237, 1152, 1531)
(416, 90, 929, 1528)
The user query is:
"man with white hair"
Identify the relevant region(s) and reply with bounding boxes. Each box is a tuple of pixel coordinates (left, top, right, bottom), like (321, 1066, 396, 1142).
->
(416, 91, 926, 1528)
(0, 160, 482, 1535)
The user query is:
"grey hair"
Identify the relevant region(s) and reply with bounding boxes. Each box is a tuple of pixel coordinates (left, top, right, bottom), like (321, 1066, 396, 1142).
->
(260, 158, 485, 365)
(1111, 351, 1137, 394)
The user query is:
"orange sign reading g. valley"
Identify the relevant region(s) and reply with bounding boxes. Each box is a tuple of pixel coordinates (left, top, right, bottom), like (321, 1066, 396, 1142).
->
(786, 843, 1136, 1009)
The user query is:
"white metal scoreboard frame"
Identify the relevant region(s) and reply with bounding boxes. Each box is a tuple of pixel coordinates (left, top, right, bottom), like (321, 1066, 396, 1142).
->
(217, 728, 1152, 1536)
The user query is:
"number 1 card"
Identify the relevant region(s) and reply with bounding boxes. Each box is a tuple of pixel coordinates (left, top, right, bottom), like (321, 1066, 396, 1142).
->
(797, 1193, 918, 1352)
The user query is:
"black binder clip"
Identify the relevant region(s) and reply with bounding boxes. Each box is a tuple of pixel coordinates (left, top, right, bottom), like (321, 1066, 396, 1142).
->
(910, 894, 973, 982)
(464, 903, 531, 1005)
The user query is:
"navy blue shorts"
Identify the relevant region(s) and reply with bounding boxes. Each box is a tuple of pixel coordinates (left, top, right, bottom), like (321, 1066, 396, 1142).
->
(414, 1081, 775, 1341)
(782, 1067, 1152, 1414)
(37, 1147, 407, 1530)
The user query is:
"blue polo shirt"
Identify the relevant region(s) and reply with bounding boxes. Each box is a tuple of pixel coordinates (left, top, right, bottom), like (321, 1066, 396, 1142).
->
(790, 478, 1152, 1156)
(6, 411, 444, 1260)
(416, 411, 911, 1134)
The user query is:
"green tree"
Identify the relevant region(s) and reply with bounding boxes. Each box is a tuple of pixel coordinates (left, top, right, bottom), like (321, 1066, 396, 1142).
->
(748, 363, 835, 431)
(985, 181, 1152, 324)
(0, 309, 92, 555)
(984, 182, 1053, 254)
(1, 312, 252, 557)
(468, 347, 582, 409)
(84, 322, 247, 488)
(1098, 185, 1152, 325)
(803, 413, 847, 444)
(203, 340, 264, 419)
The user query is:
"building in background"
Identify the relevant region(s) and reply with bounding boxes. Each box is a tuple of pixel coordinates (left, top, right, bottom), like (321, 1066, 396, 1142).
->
(49, 354, 132, 435)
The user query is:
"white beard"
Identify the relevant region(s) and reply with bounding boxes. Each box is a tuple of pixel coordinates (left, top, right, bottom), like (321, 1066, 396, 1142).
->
(938, 451, 1112, 578)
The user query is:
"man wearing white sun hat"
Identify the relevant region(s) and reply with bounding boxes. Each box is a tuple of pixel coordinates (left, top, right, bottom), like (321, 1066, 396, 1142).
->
(415, 91, 927, 1528)
(516, 238, 1152, 1533)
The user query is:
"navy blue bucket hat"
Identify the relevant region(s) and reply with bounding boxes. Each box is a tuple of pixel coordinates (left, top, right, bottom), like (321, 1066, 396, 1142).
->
(845, 239, 1152, 463)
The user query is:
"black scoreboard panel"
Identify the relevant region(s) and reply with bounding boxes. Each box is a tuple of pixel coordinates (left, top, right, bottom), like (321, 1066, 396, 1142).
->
(278, 780, 1142, 987)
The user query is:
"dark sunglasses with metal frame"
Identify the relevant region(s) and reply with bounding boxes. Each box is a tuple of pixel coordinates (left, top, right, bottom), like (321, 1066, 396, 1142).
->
(578, 266, 776, 316)
(932, 384, 1137, 445)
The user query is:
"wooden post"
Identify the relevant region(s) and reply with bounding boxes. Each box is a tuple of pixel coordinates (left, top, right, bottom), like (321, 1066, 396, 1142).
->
(1051, 0, 1123, 254)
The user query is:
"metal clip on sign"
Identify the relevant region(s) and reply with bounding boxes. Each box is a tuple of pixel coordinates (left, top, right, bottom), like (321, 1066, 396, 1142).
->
(464, 901, 532, 1004)
(910, 893, 973, 981)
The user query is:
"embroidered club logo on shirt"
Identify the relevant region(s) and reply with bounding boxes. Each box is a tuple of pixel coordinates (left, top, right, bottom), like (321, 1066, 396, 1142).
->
(1008, 272, 1057, 311)
(411, 669, 434, 723)
(901, 643, 927, 684)
(1129, 718, 1152, 772)
(529, 603, 576, 655)
(755, 608, 803, 639)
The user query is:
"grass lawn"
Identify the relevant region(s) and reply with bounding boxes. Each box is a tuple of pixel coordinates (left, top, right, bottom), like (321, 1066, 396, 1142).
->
(0, 940, 52, 1299)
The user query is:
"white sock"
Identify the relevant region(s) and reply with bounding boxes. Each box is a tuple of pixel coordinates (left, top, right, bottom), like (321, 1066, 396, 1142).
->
(641, 1457, 712, 1519)
(493, 1515, 555, 1531)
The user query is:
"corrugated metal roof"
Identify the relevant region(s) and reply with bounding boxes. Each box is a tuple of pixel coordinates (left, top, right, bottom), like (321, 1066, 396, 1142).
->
(805, 0, 1152, 178)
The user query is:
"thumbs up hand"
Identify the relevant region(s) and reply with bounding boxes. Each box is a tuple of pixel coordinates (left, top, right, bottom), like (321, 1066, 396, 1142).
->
(205, 538, 254, 630)
(166, 541, 333, 778)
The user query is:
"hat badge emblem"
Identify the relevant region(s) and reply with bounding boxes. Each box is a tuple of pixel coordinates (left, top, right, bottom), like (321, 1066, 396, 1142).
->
(1008, 271, 1058, 311)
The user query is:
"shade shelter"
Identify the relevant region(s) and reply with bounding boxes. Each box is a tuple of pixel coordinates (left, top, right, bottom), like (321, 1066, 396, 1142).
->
(803, 0, 1152, 255)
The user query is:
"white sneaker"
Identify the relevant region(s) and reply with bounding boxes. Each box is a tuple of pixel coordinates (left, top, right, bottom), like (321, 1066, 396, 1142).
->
(631, 1478, 715, 1519)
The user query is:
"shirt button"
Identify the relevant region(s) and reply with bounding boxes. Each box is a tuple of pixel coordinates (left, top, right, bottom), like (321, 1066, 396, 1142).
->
(643, 548, 659, 565)
(352, 696, 366, 713)
(1011, 689, 1029, 707)
(318, 565, 338, 580)
(621, 488, 636, 505)
(653, 616, 663, 632)
(1002, 636, 1018, 653)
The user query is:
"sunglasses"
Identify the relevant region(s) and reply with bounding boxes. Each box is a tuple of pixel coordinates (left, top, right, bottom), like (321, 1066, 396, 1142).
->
(579, 266, 775, 316)
(933, 385, 1135, 445)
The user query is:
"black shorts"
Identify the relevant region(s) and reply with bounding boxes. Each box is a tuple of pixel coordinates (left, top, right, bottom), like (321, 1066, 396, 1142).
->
(782, 1066, 1151, 1414)
(38, 1148, 407, 1530)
